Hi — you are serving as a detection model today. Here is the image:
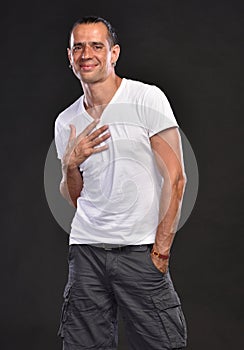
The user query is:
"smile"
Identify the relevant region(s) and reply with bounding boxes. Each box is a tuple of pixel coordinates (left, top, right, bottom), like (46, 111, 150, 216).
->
(80, 64, 97, 71)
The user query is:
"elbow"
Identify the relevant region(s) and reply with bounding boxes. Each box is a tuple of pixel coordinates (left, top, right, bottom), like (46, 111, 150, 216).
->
(59, 180, 77, 208)
(181, 171, 187, 188)
(59, 180, 66, 199)
(178, 174, 187, 199)
(171, 171, 187, 200)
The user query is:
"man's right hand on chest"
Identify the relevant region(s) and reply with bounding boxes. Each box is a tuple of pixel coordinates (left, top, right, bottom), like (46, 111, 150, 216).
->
(62, 118, 111, 170)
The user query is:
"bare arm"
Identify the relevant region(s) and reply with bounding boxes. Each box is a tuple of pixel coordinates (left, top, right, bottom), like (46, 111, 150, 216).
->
(60, 119, 111, 207)
(60, 163, 84, 208)
(150, 127, 186, 273)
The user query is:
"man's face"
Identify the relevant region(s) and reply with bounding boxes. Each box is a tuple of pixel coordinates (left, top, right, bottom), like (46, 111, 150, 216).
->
(68, 22, 120, 84)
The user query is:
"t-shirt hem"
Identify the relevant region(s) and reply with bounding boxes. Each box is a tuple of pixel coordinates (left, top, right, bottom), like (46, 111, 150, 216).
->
(148, 124, 179, 138)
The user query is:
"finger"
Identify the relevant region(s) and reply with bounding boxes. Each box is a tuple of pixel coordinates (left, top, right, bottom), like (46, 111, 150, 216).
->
(78, 119, 101, 138)
(87, 125, 110, 142)
(89, 131, 111, 147)
(92, 144, 109, 154)
(68, 124, 76, 142)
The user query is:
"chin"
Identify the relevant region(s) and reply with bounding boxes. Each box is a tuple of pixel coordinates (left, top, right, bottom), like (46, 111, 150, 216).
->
(80, 74, 105, 85)
(80, 77, 98, 84)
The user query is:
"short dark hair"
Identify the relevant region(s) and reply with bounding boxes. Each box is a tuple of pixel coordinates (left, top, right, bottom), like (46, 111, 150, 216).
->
(69, 16, 119, 48)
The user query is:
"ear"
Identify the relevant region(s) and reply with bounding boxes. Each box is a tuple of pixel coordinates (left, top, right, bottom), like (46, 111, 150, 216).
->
(67, 47, 72, 64)
(111, 44, 120, 65)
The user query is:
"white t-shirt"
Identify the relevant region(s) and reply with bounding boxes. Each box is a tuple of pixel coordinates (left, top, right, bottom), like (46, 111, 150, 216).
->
(55, 78, 178, 245)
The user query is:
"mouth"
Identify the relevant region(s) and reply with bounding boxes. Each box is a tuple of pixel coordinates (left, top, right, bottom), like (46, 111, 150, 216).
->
(79, 64, 98, 72)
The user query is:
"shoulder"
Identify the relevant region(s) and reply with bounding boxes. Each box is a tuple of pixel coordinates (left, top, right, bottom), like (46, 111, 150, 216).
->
(122, 78, 169, 108)
(55, 95, 83, 129)
(122, 79, 178, 131)
(124, 78, 155, 94)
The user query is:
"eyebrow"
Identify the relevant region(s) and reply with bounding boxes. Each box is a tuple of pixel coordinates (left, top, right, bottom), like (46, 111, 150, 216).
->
(73, 41, 105, 47)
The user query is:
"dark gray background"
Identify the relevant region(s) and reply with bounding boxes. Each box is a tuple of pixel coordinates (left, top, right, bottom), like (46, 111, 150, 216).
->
(1, 0, 243, 349)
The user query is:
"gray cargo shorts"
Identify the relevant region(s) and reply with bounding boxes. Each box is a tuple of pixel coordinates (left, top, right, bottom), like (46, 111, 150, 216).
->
(58, 244, 187, 350)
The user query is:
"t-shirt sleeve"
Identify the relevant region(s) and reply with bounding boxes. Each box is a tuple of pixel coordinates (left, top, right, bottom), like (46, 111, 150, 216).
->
(143, 85, 179, 137)
(54, 117, 68, 160)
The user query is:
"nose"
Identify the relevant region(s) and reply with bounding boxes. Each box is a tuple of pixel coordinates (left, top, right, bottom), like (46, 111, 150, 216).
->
(82, 44, 92, 59)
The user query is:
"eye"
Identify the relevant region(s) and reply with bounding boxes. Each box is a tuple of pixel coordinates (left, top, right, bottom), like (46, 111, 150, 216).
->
(93, 45, 103, 51)
(72, 45, 82, 53)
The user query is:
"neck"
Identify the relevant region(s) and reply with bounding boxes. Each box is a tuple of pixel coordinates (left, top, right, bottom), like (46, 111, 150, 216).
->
(81, 73, 122, 117)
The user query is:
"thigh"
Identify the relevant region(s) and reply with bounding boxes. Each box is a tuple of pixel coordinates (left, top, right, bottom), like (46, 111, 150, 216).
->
(114, 245, 187, 350)
(58, 245, 118, 350)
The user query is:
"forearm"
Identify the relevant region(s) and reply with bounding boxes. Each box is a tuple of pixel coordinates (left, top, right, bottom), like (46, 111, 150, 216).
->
(154, 175, 186, 255)
(60, 164, 83, 208)
(57, 121, 111, 208)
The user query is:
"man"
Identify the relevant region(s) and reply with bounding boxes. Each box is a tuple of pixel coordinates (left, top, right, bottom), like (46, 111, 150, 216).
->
(55, 16, 187, 350)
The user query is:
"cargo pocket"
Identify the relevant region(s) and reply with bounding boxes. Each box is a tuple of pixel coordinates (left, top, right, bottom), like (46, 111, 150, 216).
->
(151, 289, 187, 348)
(57, 282, 73, 338)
